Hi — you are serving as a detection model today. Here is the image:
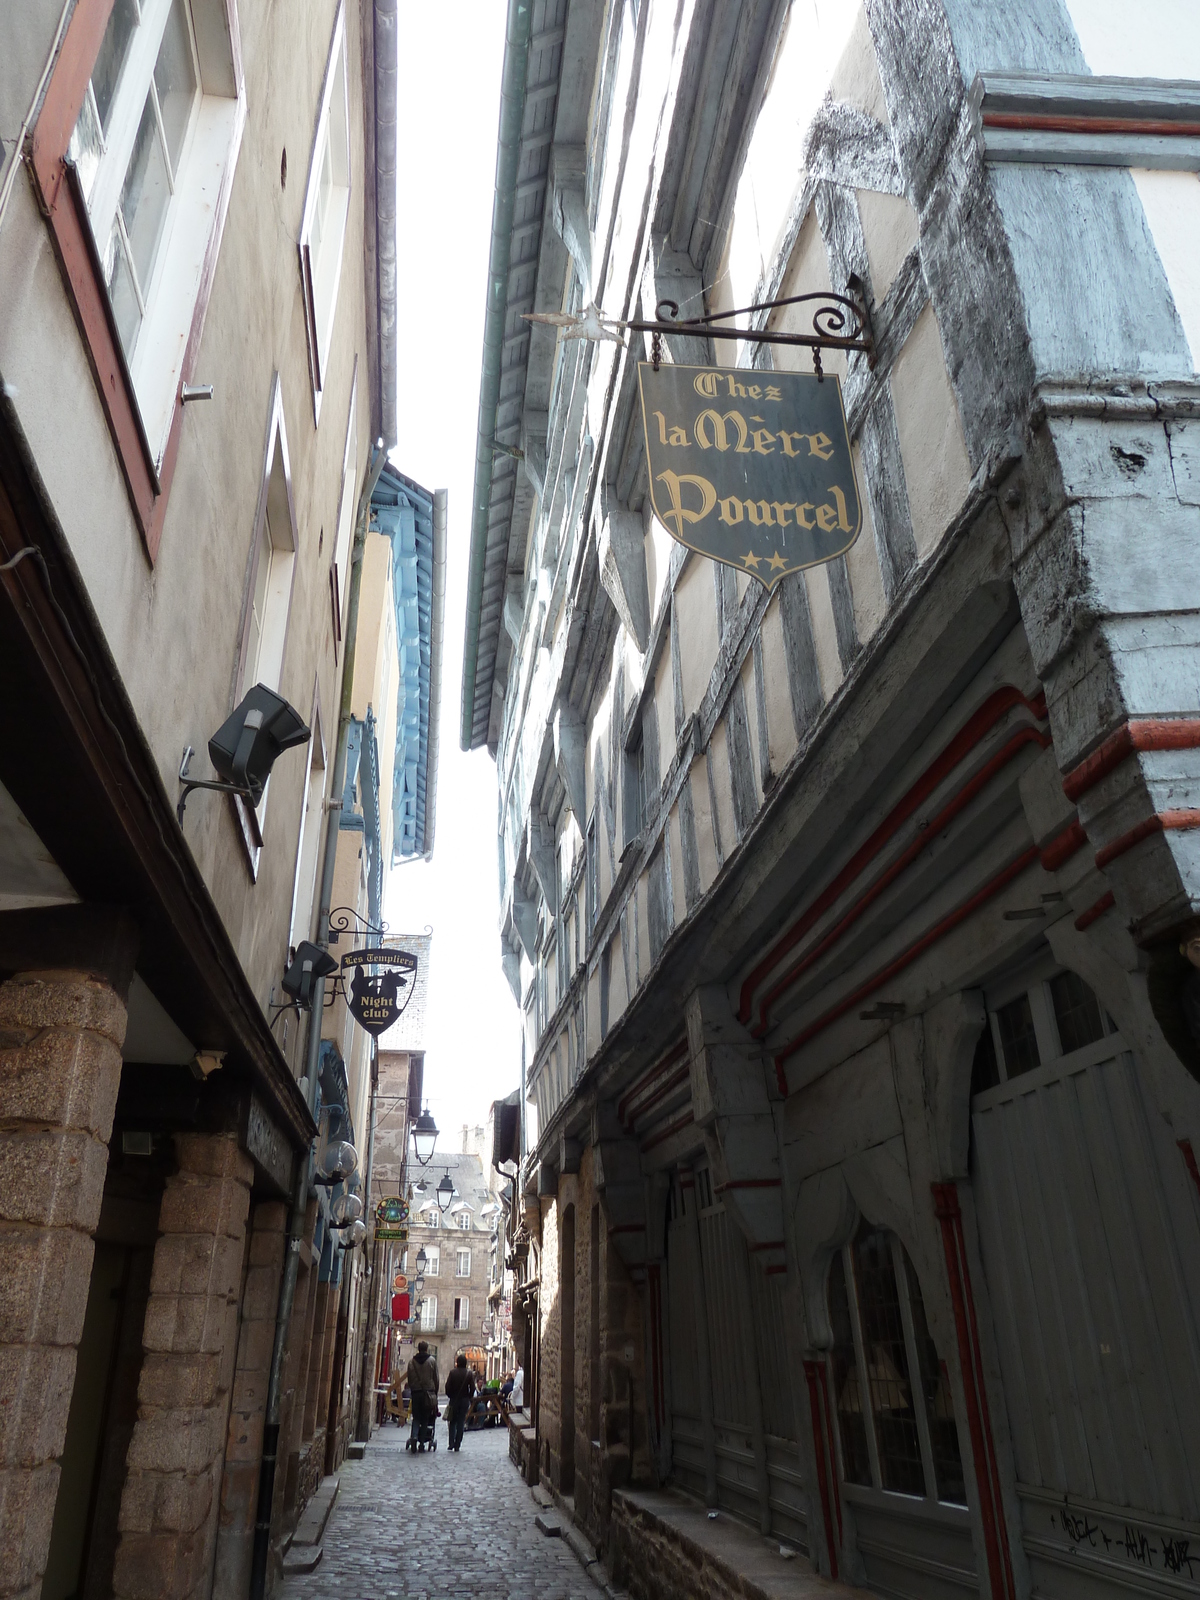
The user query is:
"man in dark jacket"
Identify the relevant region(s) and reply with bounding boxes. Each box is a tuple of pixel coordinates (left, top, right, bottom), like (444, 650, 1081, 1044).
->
(405, 1341, 439, 1448)
(444, 1354, 476, 1452)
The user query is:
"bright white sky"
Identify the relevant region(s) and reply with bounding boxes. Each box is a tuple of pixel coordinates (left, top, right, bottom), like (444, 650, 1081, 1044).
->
(381, 4, 521, 1149)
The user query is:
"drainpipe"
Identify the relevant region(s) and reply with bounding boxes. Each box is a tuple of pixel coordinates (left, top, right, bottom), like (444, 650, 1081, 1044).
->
(249, 441, 387, 1600)
(460, 0, 532, 749)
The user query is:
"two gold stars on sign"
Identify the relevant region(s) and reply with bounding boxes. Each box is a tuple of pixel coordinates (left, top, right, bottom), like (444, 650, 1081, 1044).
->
(742, 550, 787, 573)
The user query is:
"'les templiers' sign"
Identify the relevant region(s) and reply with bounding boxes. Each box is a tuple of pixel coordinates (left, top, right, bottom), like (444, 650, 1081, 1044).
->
(638, 363, 862, 588)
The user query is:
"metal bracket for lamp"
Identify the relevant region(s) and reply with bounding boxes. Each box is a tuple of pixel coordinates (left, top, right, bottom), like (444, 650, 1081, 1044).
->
(177, 745, 255, 824)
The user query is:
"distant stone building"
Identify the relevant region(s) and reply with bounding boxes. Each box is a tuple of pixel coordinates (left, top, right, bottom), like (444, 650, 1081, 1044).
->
(402, 1147, 502, 1379)
(465, 5, 1200, 1600)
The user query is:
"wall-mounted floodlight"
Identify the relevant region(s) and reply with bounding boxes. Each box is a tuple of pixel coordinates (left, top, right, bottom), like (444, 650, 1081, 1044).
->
(178, 684, 310, 822)
(281, 941, 338, 1010)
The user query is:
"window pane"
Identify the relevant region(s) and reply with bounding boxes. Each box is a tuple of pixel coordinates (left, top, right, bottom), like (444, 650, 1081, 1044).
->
(828, 1251, 872, 1487)
(245, 520, 272, 691)
(970, 1024, 1000, 1097)
(311, 129, 333, 257)
(102, 219, 142, 357)
(120, 91, 172, 301)
(1049, 970, 1106, 1055)
(153, 0, 198, 173)
(996, 993, 1040, 1078)
(903, 1253, 966, 1504)
(852, 1226, 926, 1497)
(92, 0, 140, 133)
(68, 88, 105, 208)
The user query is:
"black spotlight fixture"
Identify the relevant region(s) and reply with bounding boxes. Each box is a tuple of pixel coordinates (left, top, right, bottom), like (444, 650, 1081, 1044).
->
(281, 941, 338, 1010)
(178, 684, 310, 821)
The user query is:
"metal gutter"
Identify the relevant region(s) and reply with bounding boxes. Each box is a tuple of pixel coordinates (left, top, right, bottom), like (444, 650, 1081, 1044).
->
(460, 0, 533, 749)
(423, 487, 447, 859)
(374, 0, 398, 446)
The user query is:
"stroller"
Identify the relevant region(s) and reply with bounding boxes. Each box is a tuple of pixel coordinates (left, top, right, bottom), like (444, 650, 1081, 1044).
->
(406, 1388, 438, 1452)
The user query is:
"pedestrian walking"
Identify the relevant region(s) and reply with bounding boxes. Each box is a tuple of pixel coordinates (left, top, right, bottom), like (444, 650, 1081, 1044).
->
(510, 1363, 524, 1410)
(444, 1354, 476, 1452)
(404, 1341, 440, 1452)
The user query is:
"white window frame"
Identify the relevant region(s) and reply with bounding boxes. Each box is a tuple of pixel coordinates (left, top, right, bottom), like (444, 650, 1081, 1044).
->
(421, 1295, 437, 1332)
(454, 1296, 470, 1332)
(232, 376, 298, 876)
(973, 951, 1123, 1111)
(298, 2, 351, 418)
(68, 0, 244, 466)
(426, 1245, 440, 1277)
(287, 682, 327, 950)
(458, 1211, 472, 1232)
(330, 365, 358, 636)
(456, 1248, 470, 1278)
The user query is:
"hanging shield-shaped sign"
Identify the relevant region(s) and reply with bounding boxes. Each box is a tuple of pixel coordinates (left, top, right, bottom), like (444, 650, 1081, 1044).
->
(342, 947, 418, 1037)
(638, 362, 861, 588)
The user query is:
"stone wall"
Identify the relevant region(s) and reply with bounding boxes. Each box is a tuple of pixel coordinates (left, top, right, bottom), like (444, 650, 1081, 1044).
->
(0, 968, 126, 1600)
(112, 1131, 253, 1600)
(533, 1148, 655, 1555)
(211, 1198, 287, 1596)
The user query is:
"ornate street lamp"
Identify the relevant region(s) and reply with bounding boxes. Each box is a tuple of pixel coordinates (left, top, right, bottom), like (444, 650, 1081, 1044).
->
(415, 1246, 428, 1274)
(436, 1172, 454, 1213)
(412, 1107, 439, 1165)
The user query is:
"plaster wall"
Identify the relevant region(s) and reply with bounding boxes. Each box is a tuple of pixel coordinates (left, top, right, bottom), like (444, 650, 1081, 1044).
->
(0, 0, 375, 1034)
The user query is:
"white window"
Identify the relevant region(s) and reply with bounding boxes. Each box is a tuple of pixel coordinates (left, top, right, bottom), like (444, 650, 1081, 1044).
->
(288, 690, 326, 949)
(234, 380, 297, 868)
(453, 1296, 470, 1331)
(239, 388, 296, 702)
(425, 1246, 440, 1277)
(68, 0, 242, 461)
(421, 1295, 437, 1331)
(458, 1211, 471, 1232)
(330, 373, 358, 633)
(456, 1249, 470, 1278)
(299, 5, 351, 409)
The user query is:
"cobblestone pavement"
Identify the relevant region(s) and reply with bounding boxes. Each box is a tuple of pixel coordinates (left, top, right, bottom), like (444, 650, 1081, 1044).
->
(278, 1420, 604, 1600)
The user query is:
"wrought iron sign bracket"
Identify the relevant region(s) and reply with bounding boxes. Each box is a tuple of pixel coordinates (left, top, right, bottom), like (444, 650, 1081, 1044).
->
(633, 289, 876, 378)
(328, 906, 389, 944)
(525, 285, 876, 380)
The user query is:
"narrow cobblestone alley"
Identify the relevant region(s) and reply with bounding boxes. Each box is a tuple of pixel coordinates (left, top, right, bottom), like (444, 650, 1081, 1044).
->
(278, 1425, 606, 1600)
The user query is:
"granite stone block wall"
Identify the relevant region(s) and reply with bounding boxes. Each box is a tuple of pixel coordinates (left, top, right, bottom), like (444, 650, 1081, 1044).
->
(0, 970, 126, 1600)
(112, 1132, 252, 1600)
(211, 1198, 287, 1597)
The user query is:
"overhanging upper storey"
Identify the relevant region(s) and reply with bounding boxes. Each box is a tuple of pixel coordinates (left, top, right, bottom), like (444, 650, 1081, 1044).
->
(461, 0, 569, 753)
(372, 466, 445, 862)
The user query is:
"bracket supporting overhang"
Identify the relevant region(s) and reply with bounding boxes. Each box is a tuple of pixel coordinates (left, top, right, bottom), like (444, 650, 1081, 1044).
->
(597, 491, 650, 653)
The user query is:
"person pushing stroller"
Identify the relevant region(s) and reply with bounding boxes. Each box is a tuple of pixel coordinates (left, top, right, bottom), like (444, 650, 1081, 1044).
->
(404, 1341, 439, 1452)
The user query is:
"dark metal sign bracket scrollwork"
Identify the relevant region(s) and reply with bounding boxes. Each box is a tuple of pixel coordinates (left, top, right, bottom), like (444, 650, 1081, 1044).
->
(633, 284, 876, 378)
(328, 905, 389, 944)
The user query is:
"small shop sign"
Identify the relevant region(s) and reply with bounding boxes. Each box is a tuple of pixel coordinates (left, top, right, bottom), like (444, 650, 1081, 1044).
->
(341, 946, 418, 1036)
(375, 1196, 410, 1241)
(638, 362, 862, 589)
